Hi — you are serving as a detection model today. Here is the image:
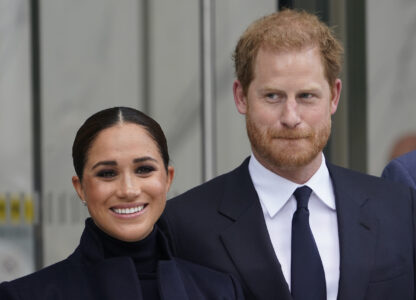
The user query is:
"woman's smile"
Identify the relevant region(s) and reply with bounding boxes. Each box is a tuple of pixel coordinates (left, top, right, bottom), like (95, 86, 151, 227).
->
(72, 123, 174, 242)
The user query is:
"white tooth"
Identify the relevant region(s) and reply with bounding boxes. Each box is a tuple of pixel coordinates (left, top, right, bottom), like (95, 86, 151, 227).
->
(113, 205, 146, 214)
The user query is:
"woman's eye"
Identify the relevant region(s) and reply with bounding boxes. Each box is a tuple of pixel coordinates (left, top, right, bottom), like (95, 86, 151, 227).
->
(136, 165, 155, 175)
(96, 170, 117, 178)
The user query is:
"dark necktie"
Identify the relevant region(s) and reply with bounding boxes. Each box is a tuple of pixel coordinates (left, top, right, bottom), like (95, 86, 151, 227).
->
(291, 186, 326, 300)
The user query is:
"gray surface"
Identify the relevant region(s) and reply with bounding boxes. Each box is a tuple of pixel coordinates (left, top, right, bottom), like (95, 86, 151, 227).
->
(367, 0, 416, 175)
(0, 0, 35, 280)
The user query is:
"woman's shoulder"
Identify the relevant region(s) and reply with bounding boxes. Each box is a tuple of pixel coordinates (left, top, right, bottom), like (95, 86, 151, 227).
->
(0, 258, 74, 300)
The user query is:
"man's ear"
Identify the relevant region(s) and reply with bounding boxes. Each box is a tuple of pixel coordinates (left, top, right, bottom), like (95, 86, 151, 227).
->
(330, 79, 342, 115)
(72, 176, 85, 202)
(233, 80, 248, 114)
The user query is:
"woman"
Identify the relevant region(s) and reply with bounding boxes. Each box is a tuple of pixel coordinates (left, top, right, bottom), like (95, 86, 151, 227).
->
(0, 107, 244, 300)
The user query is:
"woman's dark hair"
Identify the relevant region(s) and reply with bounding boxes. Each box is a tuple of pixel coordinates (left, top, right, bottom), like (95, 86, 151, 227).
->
(72, 107, 169, 180)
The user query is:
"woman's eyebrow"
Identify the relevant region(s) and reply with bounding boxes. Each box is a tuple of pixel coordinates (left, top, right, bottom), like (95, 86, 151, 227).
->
(133, 156, 157, 164)
(91, 160, 116, 170)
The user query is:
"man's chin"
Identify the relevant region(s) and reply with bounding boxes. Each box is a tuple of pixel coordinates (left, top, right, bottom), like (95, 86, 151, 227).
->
(267, 150, 321, 170)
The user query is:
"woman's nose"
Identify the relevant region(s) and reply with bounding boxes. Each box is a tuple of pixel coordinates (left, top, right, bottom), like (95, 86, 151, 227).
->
(116, 174, 140, 200)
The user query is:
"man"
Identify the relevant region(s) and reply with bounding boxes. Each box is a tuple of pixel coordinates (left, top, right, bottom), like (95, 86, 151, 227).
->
(382, 150, 416, 189)
(161, 9, 416, 300)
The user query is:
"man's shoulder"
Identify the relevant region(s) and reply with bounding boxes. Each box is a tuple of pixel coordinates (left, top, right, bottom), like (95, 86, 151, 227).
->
(383, 150, 416, 175)
(328, 162, 413, 195)
(167, 157, 250, 207)
(381, 151, 416, 188)
(174, 257, 231, 280)
(172, 258, 243, 299)
(328, 163, 377, 181)
(393, 150, 416, 165)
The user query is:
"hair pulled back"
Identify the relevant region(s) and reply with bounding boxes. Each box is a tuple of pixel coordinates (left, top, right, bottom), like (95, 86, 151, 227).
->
(72, 107, 169, 180)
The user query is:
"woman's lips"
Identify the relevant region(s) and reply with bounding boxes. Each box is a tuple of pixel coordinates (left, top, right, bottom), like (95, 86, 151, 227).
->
(110, 204, 148, 215)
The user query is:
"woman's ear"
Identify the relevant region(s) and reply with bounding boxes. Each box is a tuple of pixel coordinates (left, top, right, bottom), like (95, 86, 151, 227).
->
(165, 166, 175, 193)
(72, 176, 85, 202)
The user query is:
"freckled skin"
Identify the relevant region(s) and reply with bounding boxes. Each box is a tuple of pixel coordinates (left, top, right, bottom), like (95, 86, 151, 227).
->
(233, 47, 341, 183)
(72, 123, 174, 242)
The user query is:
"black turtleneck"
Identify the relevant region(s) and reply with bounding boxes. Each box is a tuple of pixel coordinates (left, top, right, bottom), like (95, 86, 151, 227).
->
(87, 219, 161, 300)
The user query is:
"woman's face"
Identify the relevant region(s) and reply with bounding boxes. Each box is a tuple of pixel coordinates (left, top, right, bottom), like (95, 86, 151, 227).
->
(72, 123, 174, 242)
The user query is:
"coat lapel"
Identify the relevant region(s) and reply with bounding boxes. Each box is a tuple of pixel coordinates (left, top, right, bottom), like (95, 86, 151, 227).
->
(218, 158, 292, 300)
(88, 258, 144, 299)
(158, 260, 190, 300)
(328, 164, 378, 300)
(76, 219, 190, 300)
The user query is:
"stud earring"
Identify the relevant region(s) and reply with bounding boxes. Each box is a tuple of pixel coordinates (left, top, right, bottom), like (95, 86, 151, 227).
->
(81, 200, 87, 206)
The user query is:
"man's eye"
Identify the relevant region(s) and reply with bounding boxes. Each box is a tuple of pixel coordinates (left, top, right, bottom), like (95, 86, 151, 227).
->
(96, 170, 117, 178)
(136, 166, 155, 175)
(266, 93, 278, 100)
(299, 93, 313, 99)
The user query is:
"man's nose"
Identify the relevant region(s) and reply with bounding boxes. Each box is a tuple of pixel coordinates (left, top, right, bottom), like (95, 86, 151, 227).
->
(280, 98, 301, 128)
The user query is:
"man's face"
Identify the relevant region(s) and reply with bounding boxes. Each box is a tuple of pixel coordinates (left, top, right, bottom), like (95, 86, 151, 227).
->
(233, 47, 341, 176)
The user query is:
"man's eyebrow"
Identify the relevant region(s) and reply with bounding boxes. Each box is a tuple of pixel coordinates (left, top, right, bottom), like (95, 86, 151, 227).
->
(260, 86, 284, 92)
(91, 161, 117, 170)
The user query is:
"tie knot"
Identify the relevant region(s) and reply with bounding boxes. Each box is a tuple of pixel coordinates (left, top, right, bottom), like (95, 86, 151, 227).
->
(293, 186, 312, 208)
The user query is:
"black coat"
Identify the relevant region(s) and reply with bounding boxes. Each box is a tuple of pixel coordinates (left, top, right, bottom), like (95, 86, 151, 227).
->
(0, 221, 244, 300)
(161, 157, 416, 300)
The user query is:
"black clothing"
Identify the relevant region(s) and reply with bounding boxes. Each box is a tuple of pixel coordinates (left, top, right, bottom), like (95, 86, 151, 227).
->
(0, 218, 244, 300)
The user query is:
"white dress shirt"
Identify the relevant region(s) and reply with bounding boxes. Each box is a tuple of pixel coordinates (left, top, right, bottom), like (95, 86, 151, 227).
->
(248, 153, 340, 300)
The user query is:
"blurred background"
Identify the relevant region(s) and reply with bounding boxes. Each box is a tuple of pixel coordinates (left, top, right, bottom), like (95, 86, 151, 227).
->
(1, 0, 416, 281)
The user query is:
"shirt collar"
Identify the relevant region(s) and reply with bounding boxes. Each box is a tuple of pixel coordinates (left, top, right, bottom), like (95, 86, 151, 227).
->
(248, 153, 335, 218)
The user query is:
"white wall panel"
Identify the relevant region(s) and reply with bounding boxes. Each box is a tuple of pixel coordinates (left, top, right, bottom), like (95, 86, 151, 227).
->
(0, 0, 34, 280)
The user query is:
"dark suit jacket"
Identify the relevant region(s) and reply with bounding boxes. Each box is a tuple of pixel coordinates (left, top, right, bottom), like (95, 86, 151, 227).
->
(0, 222, 244, 300)
(161, 157, 416, 300)
(382, 150, 416, 189)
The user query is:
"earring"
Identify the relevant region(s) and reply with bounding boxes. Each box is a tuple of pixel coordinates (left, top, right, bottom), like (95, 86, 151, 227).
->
(81, 200, 87, 206)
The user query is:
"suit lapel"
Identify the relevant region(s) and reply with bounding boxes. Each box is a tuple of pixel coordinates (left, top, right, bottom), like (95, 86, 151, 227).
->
(219, 158, 292, 300)
(328, 164, 378, 300)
